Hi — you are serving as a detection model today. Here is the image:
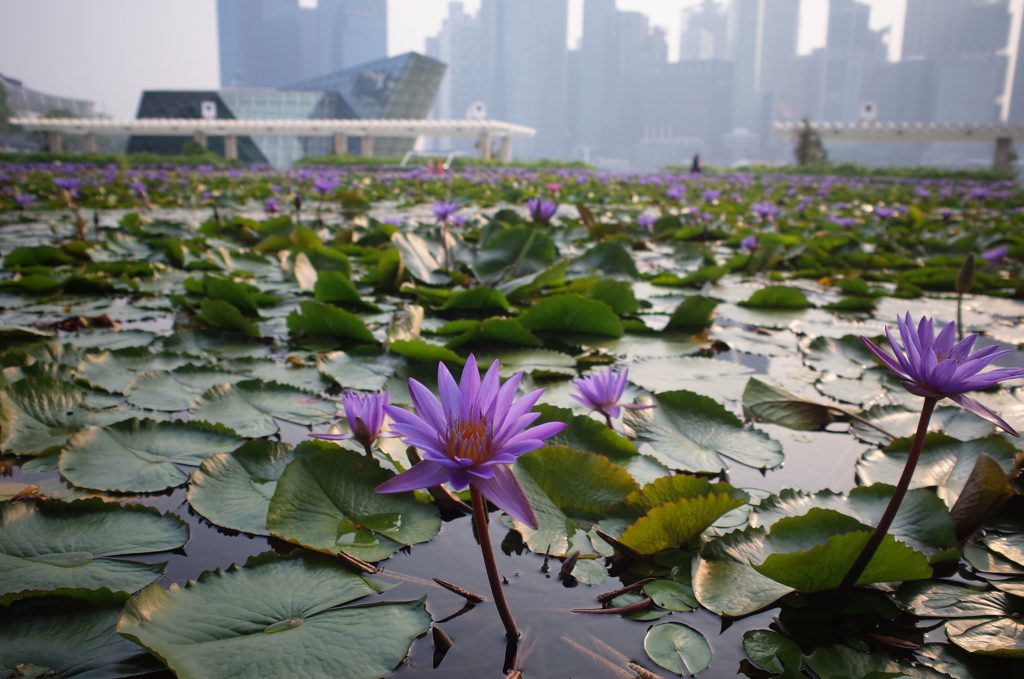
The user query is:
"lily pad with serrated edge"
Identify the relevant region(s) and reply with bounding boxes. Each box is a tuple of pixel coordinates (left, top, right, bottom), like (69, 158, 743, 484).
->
(60, 418, 242, 493)
(0, 499, 188, 604)
(189, 379, 336, 438)
(266, 447, 440, 562)
(117, 550, 431, 679)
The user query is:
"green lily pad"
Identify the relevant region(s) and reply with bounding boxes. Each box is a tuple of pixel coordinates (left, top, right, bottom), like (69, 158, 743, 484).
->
(665, 295, 719, 330)
(742, 629, 803, 677)
(287, 301, 377, 344)
(195, 298, 260, 336)
(0, 376, 88, 455)
(802, 334, 875, 378)
(898, 581, 1024, 658)
(442, 317, 542, 349)
(189, 380, 336, 438)
(391, 231, 447, 284)
(74, 348, 191, 394)
(440, 286, 510, 313)
(739, 285, 812, 309)
(125, 365, 247, 411)
(188, 440, 322, 536)
(317, 350, 403, 390)
(511, 445, 638, 557)
(644, 622, 712, 675)
(266, 447, 440, 562)
(692, 526, 795, 616)
(60, 419, 242, 492)
(0, 593, 163, 679)
(118, 551, 431, 679)
(227, 358, 332, 393)
(387, 338, 464, 365)
(627, 357, 753, 396)
(474, 226, 558, 283)
(574, 243, 640, 278)
(622, 390, 784, 473)
(857, 433, 1019, 507)
(0, 499, 187, 603)
(518, 293, 623, 337)
(742, 377, 841, 431)
(751, 509, 933, 591)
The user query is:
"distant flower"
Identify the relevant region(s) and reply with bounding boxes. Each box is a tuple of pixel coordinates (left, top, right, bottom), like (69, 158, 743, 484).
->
(264, 197, 279, 214)
(314, 390, 394, 454)
(54, 177, 81, 196)
(740, 235, 759, 251)
(637, 213, 655, 233)
(750, 201, 779, 219)
(131, 182, 148, 198)
(312, 174, 340, 195)
(829, 214, 855, 228)
(14, 194, 35, 208)
(376, 355, 566, 528)
(450, 213, 467, 226)
(571, 367, 654, 428)
(527, 197, 558, 223)
(980, 245, 1009, 264)
(432, 201, 461, 223)
(861, 313, 1024, 435)
(546, 182, 562, 193)
(702, 189, 721, 203)
(666, 184, 685, 201)
(874, 206, 899, 219)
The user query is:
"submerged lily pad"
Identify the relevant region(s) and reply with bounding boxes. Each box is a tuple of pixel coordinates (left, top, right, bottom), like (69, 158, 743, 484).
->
(118, 551, 431, 679)
(266, 447, 440, 562)
(60, 419, 242, 492)
(0, 593, 163, 679)
(0, 499, 187, 603)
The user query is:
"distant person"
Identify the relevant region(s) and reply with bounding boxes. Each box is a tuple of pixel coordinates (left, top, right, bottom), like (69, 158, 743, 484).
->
(690, 153, 702, 174)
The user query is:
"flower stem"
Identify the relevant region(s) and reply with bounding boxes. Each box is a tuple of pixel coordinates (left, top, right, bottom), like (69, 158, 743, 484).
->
(956, 292, 964, 342)
(840, 397, 937, 590)
(470, 486, 520, 641)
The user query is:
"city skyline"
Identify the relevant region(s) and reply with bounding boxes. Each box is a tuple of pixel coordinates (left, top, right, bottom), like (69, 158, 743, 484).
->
(1, 0, 926, 120)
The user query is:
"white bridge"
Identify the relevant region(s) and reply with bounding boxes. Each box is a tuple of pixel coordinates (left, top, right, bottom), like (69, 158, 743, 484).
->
(774, 121, 1024, 170)
(7, 117, 537, 162)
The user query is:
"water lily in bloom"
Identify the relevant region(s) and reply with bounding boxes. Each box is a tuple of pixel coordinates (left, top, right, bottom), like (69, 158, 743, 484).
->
(750, 201, 779, 219)
(527, 197, 558, 223)
(861, 313, 1024, 435)
(432, 201, 461, 223)
(314, 390, 394, 455)
(740, 235, 759, 251)
(376, 355, 566, 529)
(665, 184, 685, 201)
(637, 213, 655, 233)
(312, 174, 340, 195)
(571, 367, 654, 428)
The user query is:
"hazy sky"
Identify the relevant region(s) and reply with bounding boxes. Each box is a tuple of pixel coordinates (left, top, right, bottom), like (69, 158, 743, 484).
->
(0, 0, 1012, 119)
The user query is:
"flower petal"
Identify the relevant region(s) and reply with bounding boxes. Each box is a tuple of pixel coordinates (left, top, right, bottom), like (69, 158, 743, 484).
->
(949, 393, 1020, 436)
(375, 460, 453, 493)
(473, 465, 538, 529)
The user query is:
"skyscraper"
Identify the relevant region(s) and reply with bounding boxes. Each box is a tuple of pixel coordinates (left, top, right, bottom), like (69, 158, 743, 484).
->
(680, 0, 727, 62)
(820, 0, 887, 121)
(217, 0, 387, 88)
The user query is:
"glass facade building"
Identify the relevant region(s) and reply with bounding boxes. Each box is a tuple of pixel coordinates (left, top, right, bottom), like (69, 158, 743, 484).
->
(127, 52, 445, 165)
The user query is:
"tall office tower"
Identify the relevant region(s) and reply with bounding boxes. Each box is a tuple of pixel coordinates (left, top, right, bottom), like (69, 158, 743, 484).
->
(680, 0, 727, 61)
(217, 0, 386, 88)
(478, 0, 570, 159)
(574, 0, 618, 158)
(820, 0, 887, 121)
(901, 0, 971, 61)
(426, 2, 483, 152)
(726, 0, 799, 131)
(611, 11, 668, 160)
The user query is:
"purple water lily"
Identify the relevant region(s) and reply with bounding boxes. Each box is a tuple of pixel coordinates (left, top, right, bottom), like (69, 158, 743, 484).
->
(312, 174, 340, 195)
(314, 390, 394, 455)
(14, 194, 35, 208)
(750, 201, 779, 219)
(527, 197, 558, 223)
(980, 245, 1009, 264)
(264, 197, 279, 214)
(376, 355, 565, 529)
(637, 213, 655, 233)
(740, 235, 759, 251)
(861, 313, 1024, 435)
(666, 184, 685, 201)
(432, 201, 461, 223)
(571, 367, 654, 429)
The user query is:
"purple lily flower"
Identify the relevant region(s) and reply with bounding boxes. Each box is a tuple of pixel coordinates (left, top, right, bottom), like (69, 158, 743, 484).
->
(861, 313, 1024, 435)
(314, 390, 395, 453)
(312, 174, 341, 195)
(54, 177, 81, 196)
(666, 185, 685, 201)
(527, 198, 558, 223)
(14, 194, 35, 208)
(980, 245, 1009, 264)
(750, 201, 779, 219)
(740, 235, 759, 251)
(376, 355, 566, 529)
(637, 213, 655, 233)
(432, 201, 461, 223)
(702, 189, 721, 203)
(874, 206, 899, 219)
(571, 367, 654, 428)
(264, 197, 279, 214)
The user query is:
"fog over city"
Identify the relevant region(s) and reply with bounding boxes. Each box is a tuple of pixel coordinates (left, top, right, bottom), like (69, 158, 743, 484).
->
(2, 0, 1022, 169)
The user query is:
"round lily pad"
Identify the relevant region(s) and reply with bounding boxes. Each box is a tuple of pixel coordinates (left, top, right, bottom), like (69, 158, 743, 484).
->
(644, 622, 712, 675)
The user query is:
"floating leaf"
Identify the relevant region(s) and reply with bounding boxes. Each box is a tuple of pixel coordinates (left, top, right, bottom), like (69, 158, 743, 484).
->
(442, 317, 542, 349)
(287, 301, 377, 344)
(742, 629, 803, 677)
(387, 338, 464, 365)
(512, 446, 637, 557)
(518, 293, 623, 337)
(440, 286, 510, 313)
(392, 231, 448, 284)
(75, 348, 190, 394)
(195, 299, 260, 336)
(118, 551, 431, 679)
(627, 356, 753, 396)
(317, 350, 403, 390)
(474, 226, 558, 283)
(692, 526, 794, 616)
(61, 419, 242, 492)
(266, 447, 440, 562)
(189, 380, 335, 438)
(0, 593, 163, 679)
(188, 440, 320, 536)
(665, 295, 718, 330)
(0, 499, 187, 603)
(742, 377, 841, 431)
(644, 622, 712, 675)
(574, 242, 640, 278)
(623, 390, 784, 473)
(739, 285, 812, 309)
(0, 376, 87, 455)
(125, 366, 246, 411)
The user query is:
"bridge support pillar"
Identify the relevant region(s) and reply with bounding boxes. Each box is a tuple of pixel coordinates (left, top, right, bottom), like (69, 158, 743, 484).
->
(333, 132, 348, 155)
(993, 136, 1014, 171)
(499, 136, 512, 162)
(478, 131, 492, 160)
(47, 131, 63, 153)
(192, 131, 208, 149)
(360, 135, 374, 157)
(224, 135, 238, 160)
(84, 133, 98, 153)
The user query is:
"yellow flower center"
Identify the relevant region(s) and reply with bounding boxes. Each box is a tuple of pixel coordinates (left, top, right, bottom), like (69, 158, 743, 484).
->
(444, 416, 492, 464)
